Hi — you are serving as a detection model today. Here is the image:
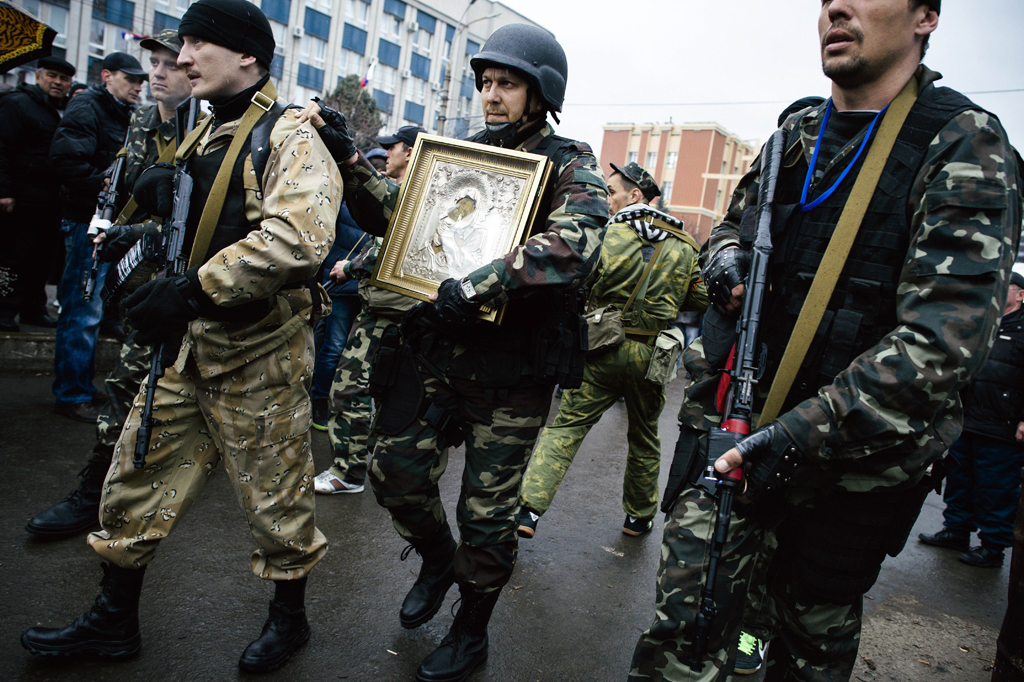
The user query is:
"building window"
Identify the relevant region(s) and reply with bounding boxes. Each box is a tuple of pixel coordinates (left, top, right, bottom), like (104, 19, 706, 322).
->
(301, 34, 326, 69)
(92, 0, 134, 28)
(296, 62, 324, 92)
(303, 7, 330, 40)
(627, 151, 638, 164)
(345, 0, 368, 26)
(379, 65, 397, 94)
(409, 52, 430, 81)
(404, 100, 424, 125)
(269, 53, 284, 79)
(342, 23, 367, 54)
(646, 152, 658, 168)
(262, 0, 291, 24)
(383, 0, 405, 19)
(153, 10, 179, 31)
(20, 0, 68, 49)
(415, 9, 436, 51)
(459, 73, 474, 101)
(88, 19, 127, 62)
(378, 38, 401, 68)
(338, 48, 363, 77)
(305, 0, 330, 12)
(414, 78, 426, 104)
(662, 181, 673, 204)
(666, 152, 678, 169)
(373, 88, 394, 114)
(379, 13, 401, 39)
(442, 24, 454, 61)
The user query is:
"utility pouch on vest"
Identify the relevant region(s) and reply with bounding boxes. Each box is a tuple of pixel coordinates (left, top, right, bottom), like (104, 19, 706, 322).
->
(585, 305, 624, 354)
(661, 426, 704, 514)
(368, 325, 425, 436)
(645, 327, 688, 386)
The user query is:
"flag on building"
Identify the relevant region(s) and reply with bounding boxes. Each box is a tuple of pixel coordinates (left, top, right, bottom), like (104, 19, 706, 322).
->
(360, 61, 374, 88)
(122, 32, 147, 40)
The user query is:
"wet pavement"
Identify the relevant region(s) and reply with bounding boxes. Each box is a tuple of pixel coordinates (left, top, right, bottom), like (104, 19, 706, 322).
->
(0, 371, 1011, 681)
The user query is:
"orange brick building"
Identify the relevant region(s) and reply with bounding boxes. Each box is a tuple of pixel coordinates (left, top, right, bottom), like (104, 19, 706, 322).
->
(600, 123, 758, 244)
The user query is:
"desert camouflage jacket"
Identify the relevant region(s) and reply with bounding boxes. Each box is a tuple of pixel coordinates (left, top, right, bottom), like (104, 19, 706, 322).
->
(178, 111, 342, 379)
(590, 220, 707, 332)
(338, 122, 609, 307)
(681, 66, 1021, 492)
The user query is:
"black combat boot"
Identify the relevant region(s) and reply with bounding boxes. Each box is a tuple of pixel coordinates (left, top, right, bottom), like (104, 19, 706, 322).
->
(26, 448, 111, 538)
(238, 577, 311, 673)
(415, 584, 502, 682)
(21, 562, 145, 658)
(400, 525, 457, 628)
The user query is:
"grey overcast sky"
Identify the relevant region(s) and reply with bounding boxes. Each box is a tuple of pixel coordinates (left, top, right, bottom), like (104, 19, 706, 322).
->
(497, 0, 1024, 158)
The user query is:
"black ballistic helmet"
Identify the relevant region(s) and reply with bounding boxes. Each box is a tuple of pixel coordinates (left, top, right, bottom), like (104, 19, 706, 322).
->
(471, 24, 567, 113)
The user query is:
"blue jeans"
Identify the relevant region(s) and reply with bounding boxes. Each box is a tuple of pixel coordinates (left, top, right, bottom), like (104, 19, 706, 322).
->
(942, 431, 1024, 548)
(311, 294, 361, 400)
(53, 220, 110, 406)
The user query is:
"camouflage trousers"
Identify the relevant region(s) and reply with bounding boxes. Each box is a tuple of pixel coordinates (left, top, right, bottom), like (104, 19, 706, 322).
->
(326, 309, 390, 484)
(87, 327, 328, 580)
(521, 339, 665, 520)
(629, 476, 869, 681)
(95, 335, 152, 456)
(369, 343, 554, 593)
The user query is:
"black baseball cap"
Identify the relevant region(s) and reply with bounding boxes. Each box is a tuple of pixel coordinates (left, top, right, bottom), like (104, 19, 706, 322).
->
(377, 125, 427, 149)
(37, 56, 76, 76)
(1011, 271, 1024, 289)
(101, 52, 148, 78)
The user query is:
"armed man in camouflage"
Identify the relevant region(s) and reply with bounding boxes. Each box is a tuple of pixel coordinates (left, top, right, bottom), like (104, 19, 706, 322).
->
(629, 0, 1022, 680)
(21, 0, 340, 673)
(303, 22, 608, 682)
(314, 125, 426, 496)
(518, 162, 706, 539)
(26, 28, 194, 540)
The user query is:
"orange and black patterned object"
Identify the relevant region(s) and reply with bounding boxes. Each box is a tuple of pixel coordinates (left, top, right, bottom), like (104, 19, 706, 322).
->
(0, 1, 56, 74)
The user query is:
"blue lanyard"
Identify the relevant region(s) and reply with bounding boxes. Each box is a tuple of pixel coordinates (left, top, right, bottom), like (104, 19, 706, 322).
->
(798, 100, 888, 213)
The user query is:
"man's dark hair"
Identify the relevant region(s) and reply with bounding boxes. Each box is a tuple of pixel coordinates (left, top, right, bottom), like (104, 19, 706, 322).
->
(909, 0, 939, 58)
(612, 171, 642, 201)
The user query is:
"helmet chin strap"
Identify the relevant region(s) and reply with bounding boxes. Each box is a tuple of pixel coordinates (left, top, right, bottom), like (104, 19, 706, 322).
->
(485, 89, 546, 148)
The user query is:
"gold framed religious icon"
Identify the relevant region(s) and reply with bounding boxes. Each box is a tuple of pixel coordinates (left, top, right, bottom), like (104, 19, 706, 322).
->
(370, 134, 552, 322)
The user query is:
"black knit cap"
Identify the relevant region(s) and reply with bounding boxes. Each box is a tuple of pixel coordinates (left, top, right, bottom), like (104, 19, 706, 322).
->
(178, 0, 275, 69)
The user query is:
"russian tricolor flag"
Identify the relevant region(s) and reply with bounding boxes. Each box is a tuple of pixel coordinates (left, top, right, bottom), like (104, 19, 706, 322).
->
(360, 61, 374, 88)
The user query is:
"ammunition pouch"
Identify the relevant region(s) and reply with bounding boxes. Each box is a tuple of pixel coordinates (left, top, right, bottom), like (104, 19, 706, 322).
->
(661, 426, 705, 514)
(770, 475, 935, 604)
(532, 311, 587, 389)
(368, 324, 465, 448)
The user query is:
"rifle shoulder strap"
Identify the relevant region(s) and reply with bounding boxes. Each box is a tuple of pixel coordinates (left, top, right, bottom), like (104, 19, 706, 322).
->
(621, 239, 666, 330)
(757, 75, 919, 428)
(185, 80, 278, 269)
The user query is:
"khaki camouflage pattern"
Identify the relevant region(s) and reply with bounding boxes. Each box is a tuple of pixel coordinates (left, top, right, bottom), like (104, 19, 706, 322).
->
(181, 114, 341, 380)
(368, 339, 554, 594)
(88, 327, 327, 578)
(326, 308, 391, 484)
(340, 122, 609, 307)
(639, 67, 1021, 680)
(95, 336, 152, 455)
(521, 221, 706, 520)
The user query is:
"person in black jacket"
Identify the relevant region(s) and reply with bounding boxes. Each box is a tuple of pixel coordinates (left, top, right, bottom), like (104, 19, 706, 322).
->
(0, 57, 75, 331)
(920, 271, 1024, 567)
(47, 52, 146, 423)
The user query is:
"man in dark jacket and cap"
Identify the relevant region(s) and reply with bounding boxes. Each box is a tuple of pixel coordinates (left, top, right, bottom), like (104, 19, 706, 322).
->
(920, 270, 1024, 568)
(48, 51, 146, 423)
(0, 57, 75, 331)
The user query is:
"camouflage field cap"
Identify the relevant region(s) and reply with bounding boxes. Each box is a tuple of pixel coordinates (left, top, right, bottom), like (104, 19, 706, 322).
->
(610, 161, 661, 201)
(140, 28, 184, 54)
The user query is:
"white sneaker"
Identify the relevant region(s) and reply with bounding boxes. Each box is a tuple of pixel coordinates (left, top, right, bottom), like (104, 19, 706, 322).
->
(314, 470, 364, 494)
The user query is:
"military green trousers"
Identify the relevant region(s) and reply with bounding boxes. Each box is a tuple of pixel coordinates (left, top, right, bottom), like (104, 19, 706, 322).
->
(95, 335, 152, 456)
(521, 339, 665, 520)
(369, 342, 554, 593)
(629, 485, 866, 682)
(88, 327, 328, 580)
(326, 309, 390, 484)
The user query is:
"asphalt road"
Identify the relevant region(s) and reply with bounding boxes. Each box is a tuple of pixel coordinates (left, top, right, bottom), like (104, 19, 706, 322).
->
(0, 372, 1011, 681)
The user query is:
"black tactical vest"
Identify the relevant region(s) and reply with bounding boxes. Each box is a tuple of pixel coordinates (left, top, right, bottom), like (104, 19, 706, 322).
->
(752, 85, 978, 414)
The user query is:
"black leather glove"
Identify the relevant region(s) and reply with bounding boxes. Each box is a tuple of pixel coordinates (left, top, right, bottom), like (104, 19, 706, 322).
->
(99, 222, 160, 263)
(731, 422, 803, 503)
(123, 268, 205, 346)
(703, 246, 750, 313)
(434, 277, 480, 329)
(132, 162, 177, 218)
(312, 98, 358, 163)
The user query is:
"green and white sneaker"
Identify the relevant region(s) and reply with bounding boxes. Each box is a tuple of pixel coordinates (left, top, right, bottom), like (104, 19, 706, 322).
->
(734, 631, 767, 675)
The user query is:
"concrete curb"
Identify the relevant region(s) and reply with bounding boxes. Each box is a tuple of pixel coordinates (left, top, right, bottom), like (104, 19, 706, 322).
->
(0, 332, 120, 373)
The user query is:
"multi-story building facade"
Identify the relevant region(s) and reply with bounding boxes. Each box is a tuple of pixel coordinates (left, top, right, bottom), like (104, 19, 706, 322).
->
(600, 122, 757, 244)
(3, 0, 544, 139)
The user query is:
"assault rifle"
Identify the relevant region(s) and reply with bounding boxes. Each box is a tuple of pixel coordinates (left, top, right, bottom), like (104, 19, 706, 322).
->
(689, 128, 786, 671)
(83, 129, 132, 301)
(133, 97, 201, 469)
